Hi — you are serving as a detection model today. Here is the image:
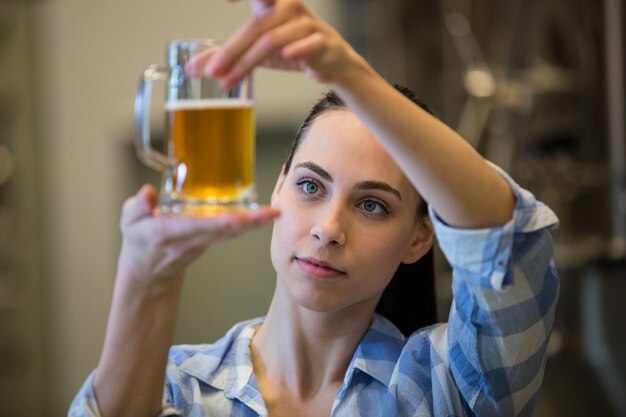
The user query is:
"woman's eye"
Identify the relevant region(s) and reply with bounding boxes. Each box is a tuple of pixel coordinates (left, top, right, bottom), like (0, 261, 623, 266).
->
(362, 201, 378, 212)
(304, 181, 319, 195)
(296, 178, 323, 196)
(358, 199, 389, 215)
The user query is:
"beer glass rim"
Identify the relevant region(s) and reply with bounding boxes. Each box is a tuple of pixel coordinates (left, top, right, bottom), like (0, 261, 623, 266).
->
(167, 38, 222, 69)
(169, 38, 219, 49)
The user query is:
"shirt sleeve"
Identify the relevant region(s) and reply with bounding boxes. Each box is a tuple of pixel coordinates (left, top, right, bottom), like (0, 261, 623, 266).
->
(67, 372, 100, 417)
(431, 163, 559, 416)
(67, 371, 181, 417)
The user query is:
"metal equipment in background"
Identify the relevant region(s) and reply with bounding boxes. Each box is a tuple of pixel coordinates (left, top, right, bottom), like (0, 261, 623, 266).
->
(339, 0, 625, 416)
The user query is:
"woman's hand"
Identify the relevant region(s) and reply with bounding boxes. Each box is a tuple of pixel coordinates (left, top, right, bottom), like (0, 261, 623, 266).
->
(92, 185, 279, 417)
(116, 184, 279, 295)
(185, 0, 370, 88)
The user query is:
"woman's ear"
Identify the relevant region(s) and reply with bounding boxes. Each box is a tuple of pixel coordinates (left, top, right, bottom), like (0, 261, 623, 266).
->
(401, 216, 434, 264)
(271, 164, 287, 207)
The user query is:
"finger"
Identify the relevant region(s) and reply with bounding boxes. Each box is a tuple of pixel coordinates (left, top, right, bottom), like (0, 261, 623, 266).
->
(185, 47, 220, 78)
(150, 206, 280, 244)
(176, 208, 277, 258)
(186, 207, 281, 236)
(221, 16, 317, 85)
(282, 31, 325, 61)
(251, 0, 277, 16)
(226, 0, 276, 15)
(207, 1, 304, 77)
(120, 185, 158, 230)
(205, 21, 278, 78)
(236, 206, 282, 230)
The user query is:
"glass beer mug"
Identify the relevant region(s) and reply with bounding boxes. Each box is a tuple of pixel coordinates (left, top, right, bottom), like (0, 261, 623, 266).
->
(135, 39, 256, 215)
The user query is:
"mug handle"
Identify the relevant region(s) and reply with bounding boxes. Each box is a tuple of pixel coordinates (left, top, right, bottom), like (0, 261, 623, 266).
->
(134, 64, 171, 171)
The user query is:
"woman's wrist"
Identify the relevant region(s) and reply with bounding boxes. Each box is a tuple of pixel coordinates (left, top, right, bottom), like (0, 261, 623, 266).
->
(328, 50, 379, 96)
(115, 254, 185, 301)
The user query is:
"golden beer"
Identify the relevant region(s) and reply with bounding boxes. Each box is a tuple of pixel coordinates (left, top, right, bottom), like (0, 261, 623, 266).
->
(166, 99, 255, 204)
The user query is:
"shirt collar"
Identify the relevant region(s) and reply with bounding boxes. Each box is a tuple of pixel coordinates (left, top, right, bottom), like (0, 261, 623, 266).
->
(343, 314, 406, 389)
(178, 314, 405, 402)
(178, 317, 263, 398)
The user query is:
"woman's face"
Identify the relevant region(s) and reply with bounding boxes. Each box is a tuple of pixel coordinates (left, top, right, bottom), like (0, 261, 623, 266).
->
(270, 110, 432, 314)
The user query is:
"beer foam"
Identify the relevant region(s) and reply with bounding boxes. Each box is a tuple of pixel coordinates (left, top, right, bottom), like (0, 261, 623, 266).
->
(165, 99, 254, 111)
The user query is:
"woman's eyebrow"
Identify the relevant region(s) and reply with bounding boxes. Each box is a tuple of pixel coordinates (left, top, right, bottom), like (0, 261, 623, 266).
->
(356, 181, 402, 201)
(294, 161, 402, 201)
(294, 161, 333, 182)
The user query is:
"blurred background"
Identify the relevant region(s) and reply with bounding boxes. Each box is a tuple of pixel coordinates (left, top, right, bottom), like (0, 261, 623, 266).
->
(1, 0, 624, 416)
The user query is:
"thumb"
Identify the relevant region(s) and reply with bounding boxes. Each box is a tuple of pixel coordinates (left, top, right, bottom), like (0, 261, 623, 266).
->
(120, 184, 158, 231)
(250, 0, 275, 16)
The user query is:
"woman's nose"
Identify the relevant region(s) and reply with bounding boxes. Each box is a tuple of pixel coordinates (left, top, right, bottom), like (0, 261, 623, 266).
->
(310, 204, 347, 247)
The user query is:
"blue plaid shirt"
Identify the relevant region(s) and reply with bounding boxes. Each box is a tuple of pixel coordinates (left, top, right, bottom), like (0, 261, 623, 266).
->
(70, 165, 559, 417)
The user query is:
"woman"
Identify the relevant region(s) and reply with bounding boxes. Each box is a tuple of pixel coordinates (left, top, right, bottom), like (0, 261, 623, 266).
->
(70, 1, 559, 416)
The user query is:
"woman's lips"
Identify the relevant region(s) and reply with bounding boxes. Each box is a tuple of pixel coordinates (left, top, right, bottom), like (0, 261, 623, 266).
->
(295, 257, 346, 278)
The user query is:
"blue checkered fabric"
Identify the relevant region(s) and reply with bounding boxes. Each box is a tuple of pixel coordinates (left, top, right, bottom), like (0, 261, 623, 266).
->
(70, 165, 559, 417)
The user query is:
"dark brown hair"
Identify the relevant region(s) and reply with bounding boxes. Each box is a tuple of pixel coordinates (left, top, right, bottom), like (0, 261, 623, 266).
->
(284, 85, 437, 336)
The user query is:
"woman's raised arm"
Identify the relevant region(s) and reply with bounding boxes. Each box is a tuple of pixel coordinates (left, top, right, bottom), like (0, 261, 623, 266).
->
(187, 0, 514, 229)
(87, 185, 278, 417)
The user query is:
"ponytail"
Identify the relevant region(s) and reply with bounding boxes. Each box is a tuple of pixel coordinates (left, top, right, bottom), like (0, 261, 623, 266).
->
(375, 249, 437, 336)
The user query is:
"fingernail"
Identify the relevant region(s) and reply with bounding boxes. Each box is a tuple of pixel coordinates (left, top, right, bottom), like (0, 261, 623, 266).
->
(206, 61, 222, 77)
